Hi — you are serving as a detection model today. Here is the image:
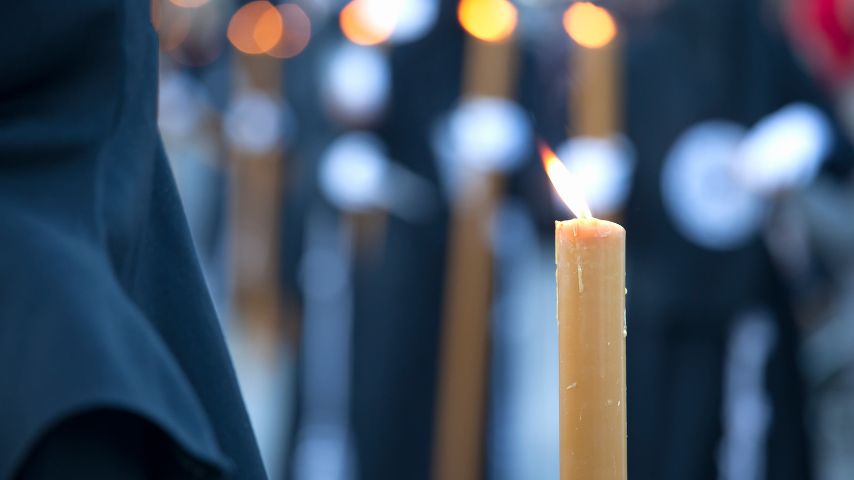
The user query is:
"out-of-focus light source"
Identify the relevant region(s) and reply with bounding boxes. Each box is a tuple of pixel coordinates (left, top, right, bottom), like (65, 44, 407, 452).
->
(321, 43, 390, 125)
(447, 97, 530, 172)
(390, 0, 439, 44)
(158, 70, 206, 138)
(563, 2, 616, 48)
(319, 132, 389, 212)
(736, 103, 830, 194)
(431, 98, 530, 199)
(170, 0, 210, 7)
(224, 90, 283, 153)
(555, 137, 635, 215)
(319, 132, 438, 221)
(458, 0, 517, 43)
(340, 0, 400, 46)
(661, 121, 766, 250)
(166, 0, 227, 66)
(255, 4, 285, 51)
(228, 1, 283, 55)
(268, 4, 312, 58)
(154, 1, 193, 51)
(539, 142, 593, 220)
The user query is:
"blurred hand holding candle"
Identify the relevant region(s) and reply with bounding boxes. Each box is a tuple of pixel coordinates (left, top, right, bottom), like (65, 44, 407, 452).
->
(541, 143, 627, 480)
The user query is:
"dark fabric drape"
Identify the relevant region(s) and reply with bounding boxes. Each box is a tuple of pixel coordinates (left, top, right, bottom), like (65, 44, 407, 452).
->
(0, 1, 265, 478)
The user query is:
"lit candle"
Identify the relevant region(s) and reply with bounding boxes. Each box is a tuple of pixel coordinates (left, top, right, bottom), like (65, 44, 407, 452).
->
(541, 143, 627, 480)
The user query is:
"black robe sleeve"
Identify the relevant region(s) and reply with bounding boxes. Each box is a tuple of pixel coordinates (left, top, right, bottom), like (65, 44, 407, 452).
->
(15, 410, 223, 480)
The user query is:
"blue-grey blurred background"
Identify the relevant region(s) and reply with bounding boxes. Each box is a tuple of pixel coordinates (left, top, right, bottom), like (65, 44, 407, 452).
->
(154, 0, 854, 478)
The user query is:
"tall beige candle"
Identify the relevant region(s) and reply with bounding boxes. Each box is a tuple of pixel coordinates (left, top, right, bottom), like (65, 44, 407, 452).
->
(542, 141, 626, 479)
(556, 218, 626, 480)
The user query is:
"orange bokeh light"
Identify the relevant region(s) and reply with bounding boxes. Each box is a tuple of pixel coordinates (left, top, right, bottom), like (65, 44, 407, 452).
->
(458, 0, 517, 43)
(255, 5, 284, 52)
(563, 2, 617, 49)
(268, 4, 312, 59)
(339, 0, 398, 46)
(228, 1, 283, 55)
(539, 141, 592, 219)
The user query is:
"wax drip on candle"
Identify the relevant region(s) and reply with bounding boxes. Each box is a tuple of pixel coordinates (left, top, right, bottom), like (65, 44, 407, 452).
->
(572, 223, 584, 293)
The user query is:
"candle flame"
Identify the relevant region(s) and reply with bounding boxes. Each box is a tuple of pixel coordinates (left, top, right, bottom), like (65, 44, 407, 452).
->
(563, 2, 617, 49)
(539, 141, 593, 219)
(269, 4, 312, 59)
(458, 0, 517, 43)
(228, 1, 283, 55)
(340, 0, 399, 46)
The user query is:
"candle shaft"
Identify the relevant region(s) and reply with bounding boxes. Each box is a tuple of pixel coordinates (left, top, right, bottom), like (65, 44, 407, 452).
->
(570, 40, 620, 138)
(556, 218, 626, 480)
(433, 30, 517, 480)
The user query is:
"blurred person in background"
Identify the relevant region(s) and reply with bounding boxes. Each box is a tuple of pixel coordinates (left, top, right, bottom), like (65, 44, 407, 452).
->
(778, 0, 854, 479)
(0, 1, 266, 478)
(617, 0, 851, 479)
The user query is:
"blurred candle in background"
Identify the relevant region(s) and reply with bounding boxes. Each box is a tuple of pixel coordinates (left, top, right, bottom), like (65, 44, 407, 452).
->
(564, 2, 619, 138)
(541, 143, 627, 480)
(432, 1, 519, 479)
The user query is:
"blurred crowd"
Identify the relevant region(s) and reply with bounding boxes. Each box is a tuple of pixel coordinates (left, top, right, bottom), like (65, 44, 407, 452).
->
(153, 0, 854, 479)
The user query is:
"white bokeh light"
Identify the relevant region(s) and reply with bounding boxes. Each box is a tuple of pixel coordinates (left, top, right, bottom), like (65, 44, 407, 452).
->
(319, 132, 389, 211)
(555, 136, 635, 215)
(158, 70, 206, 138)
(736, 103, 831, 194)
(448, 97, 531, 173)
(224, 90, 283, 154)
(391, 0, 439, 43)
(432, 97, 531, 199)
(661, 121, 767, 251)
(321, 43, 391, 125)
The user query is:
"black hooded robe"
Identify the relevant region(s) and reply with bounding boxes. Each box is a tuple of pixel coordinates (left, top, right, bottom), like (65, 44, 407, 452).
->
(0, 1, 266, 478)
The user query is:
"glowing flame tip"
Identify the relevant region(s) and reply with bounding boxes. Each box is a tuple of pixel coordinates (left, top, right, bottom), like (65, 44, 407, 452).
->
(563, 2, 617, 49)
(539, 141, 593, 220)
